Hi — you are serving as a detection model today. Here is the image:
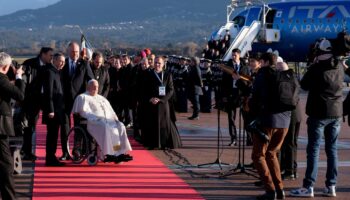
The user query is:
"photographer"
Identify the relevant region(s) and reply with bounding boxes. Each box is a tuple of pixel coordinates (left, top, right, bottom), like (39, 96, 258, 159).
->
(0, 52, 25, 200)
(249, 52, 290, 200)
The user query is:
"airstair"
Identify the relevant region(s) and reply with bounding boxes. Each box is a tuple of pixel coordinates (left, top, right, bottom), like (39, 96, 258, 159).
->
(222, 20, 261, 61)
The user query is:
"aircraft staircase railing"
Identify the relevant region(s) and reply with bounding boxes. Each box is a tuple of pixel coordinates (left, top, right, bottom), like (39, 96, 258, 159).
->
(222, 20, 261, 61)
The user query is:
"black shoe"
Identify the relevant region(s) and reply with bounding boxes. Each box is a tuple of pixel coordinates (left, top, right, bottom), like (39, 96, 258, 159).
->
(114, 154, 133, 163)
(22, 153, 37, 161)
(59, 154, 71, 161)
(254, 180, 263, 187)
(187, 116, 199, 120)
(276, 189, 285, 200)
(228, 139, 236, 146)
(45, 158, 65, 166)
(256, 191, 276, 200)
(104, 155, 116, 163)
(282, 172, 295, 180)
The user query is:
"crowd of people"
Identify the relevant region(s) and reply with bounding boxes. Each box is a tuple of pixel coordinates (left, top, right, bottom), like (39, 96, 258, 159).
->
(0, 34, 348, 199)
(202, 30, 231, 60)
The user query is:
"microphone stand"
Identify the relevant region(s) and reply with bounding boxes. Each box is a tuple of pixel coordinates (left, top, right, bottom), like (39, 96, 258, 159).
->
(197, 100, 230, 169)
(220, 100, 258, 178)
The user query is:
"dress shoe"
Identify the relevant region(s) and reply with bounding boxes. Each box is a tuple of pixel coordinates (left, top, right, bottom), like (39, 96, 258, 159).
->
(45, 159, 65, 167)
(276, 189, 285, 200)
(187, 116, 199, 120)
(256, 191, 276, 200)
(59, 154, 71, 161)
(282, 172, 295, 180)
(22, 153, 37, 161)
(254, 180, 263, 187)
(114, 154, 133, 163)
(103, 154, 116, 163)
(228, 139, 236, 146)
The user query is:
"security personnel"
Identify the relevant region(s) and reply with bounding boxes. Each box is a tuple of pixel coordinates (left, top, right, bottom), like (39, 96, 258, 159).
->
(220, 48, 250, 146)
(172, 57, 189, 112)
(211, 60, 224, 109)
(199, 59, 213, 113)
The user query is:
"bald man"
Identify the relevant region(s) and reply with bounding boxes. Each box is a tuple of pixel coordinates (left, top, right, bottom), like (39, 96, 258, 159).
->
(60, 41, 94, 160)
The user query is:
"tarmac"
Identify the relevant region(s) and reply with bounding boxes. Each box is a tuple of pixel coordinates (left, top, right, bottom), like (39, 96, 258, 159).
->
(11, 91, 350, 200)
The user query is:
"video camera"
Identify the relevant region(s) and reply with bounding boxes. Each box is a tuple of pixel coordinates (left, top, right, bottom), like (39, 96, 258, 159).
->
(246, 120, 270, 143)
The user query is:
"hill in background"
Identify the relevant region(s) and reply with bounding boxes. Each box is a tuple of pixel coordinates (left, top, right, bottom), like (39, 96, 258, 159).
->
(0, 0, 229, 55)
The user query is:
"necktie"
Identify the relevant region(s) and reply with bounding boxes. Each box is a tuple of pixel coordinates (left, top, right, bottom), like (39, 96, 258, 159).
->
(70, 61, 76, 76)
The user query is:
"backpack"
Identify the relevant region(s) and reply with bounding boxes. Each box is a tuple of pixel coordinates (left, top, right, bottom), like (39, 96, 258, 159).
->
(274, 69, 300, 111)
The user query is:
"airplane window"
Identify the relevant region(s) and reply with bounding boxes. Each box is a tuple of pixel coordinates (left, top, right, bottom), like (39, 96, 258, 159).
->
(303, 19, 307, 23)
(233, 16, 245, 27)
(296, 19, 299, 23)
(327, 19, 331, 23)
(281, 19, 284, 23)
(311, 19, 314, 23)
(289, 19, 293, 23)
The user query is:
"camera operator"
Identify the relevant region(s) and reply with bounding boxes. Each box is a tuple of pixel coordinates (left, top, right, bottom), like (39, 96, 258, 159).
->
(0, 52, 25, 200)
(249, 52, 290, 200)
(290, 38, 343, 198)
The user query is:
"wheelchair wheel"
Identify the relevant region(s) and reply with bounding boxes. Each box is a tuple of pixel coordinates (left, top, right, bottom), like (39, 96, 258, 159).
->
(87, 153, 98, 166)
(67, 126, 89, 164)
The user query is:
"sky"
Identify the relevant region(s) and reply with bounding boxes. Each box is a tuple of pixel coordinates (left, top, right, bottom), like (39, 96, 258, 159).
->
(0, 0, 60, 16)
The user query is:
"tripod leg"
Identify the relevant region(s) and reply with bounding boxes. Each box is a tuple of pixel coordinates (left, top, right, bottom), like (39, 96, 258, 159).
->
(197, 105, 230, 169)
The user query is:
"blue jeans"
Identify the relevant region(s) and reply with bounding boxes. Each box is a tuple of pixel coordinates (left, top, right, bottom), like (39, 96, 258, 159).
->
(303, 117, 341, 188)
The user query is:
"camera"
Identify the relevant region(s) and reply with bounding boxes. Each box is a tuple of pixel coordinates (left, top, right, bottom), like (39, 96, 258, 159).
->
(246, 120, 270, 143)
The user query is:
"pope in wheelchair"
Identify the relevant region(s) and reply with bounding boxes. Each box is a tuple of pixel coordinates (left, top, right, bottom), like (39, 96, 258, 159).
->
(71, 79, 132, 164)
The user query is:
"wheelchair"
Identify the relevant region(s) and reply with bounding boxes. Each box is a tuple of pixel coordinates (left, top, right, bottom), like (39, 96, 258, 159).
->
(66, 115, 100, 165)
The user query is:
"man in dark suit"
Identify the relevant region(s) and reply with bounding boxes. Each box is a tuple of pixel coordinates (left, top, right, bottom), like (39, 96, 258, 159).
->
(21, 47, 53, 161)
(220, 48, 250, 146)
(187, 57, 203, 120)
(0, 52, 25, 200)
(60, 42, 94, 160)
(90, 52, 110, 98)
(42, 53, 66, 166)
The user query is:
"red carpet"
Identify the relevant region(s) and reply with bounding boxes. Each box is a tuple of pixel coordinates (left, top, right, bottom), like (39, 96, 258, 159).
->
(32, 123, 203, 200)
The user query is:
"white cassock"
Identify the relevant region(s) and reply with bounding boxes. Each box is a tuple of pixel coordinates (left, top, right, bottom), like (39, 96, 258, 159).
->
(72, 93, 132, 157)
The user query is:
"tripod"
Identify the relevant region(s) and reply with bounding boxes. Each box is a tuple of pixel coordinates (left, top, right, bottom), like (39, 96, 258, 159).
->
(220, 104, 258, 178)
(197, 102, 230, 170)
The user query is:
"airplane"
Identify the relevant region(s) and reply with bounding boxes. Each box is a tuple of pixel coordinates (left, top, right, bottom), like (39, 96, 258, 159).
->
(210, 0, 350, 63)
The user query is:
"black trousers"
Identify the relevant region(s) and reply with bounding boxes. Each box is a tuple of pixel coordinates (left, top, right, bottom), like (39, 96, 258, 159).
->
(280, 115, 301, 174)
(0, 135, 16, 200)
(46, 117, 64, 160)
(22, 104, 40, 155)
(61, 112, 75, 155)
(174, 88, 188, 113)
(199, 87, 212, 113)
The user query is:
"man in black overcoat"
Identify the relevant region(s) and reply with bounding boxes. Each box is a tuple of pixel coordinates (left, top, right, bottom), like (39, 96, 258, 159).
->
(90, 52, 110, 98)
(220, 48, 250, 146)
(187, 57, 203, 119)
(21, 47, 53, 160)
(60, 42, 94, 160)
(42, 53, 66, 166)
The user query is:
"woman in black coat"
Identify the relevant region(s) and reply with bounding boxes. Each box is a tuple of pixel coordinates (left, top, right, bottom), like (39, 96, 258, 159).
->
(141, 56, 182, 149)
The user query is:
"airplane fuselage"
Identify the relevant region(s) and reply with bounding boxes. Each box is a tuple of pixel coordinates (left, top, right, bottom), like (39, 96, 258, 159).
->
(231, 1, 350, 62)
